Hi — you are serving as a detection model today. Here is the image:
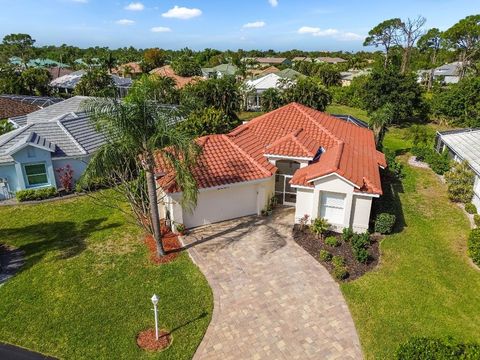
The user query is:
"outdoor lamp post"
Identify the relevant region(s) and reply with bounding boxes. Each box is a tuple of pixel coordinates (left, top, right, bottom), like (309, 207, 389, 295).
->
(151, 294, 159, 340)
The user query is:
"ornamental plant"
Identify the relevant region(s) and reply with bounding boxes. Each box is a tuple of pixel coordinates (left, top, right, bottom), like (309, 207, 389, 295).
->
(55, 164, 74, 192)
(444, 161, 475, 203)
(310, 218, 330, 240)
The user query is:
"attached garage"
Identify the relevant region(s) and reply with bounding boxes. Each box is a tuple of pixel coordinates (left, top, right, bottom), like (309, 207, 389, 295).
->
(320, 191, 346, 225)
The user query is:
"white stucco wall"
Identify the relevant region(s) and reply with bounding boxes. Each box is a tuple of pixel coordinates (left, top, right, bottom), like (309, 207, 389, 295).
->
(158, 177, 275, 230)
(52, 156, 90, 188)
(473, 175, 480, 211)
(292, 174, 375, 233)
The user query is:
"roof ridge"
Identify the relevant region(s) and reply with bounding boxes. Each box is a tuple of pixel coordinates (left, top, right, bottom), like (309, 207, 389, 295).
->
(222, 134, 272, 177)
(292, 103, 343, 144)
(56, 118, 87, 155)
(265, 128, 314, 157)
(0, 124, 34, 147)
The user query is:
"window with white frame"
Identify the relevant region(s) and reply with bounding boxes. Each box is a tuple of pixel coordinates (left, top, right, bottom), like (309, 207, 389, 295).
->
(320, 192, 346, 224)
(24, 163, 48, 186)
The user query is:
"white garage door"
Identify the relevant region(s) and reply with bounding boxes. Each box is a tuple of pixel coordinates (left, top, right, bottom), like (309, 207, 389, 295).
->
(183, 184, 258, 228)
(320, 192, 346, 224)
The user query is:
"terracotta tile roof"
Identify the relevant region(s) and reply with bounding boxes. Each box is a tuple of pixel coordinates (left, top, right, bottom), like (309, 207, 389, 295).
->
(156, 102, 384, 195)
(112, 62, 143, 75)
(0, 98, 40, 119)
(149, 65, 200, 89)
(155, 134, 273, 193)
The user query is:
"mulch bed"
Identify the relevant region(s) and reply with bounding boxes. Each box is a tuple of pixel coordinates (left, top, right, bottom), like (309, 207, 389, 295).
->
(145, 232, 182, 264)
(136, 328, 172, 351)
(293, 226, 381, 282)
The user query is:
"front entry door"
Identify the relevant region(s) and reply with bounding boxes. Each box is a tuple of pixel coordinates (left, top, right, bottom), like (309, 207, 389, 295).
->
(275, 174, 297, 206)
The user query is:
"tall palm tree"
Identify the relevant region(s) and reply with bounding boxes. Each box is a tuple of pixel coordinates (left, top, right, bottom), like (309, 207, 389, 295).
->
(82, 75, 199, 256)
(369, 103, 394, 149)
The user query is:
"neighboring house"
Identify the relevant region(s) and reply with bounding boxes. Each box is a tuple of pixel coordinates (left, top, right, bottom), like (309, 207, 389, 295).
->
(340, 69, 370, 86)
(317, 57, 347, 64)
(48, 67, 74, 81)
(417, 62, 463, 85)
(149, 65, 200, 89)
(244, 69, 303, 110)
(0, 95, 63, 121)
(292, 57, 316, 63)
(50, 70, 132, 97)
(9, 57, 69, 69)
(436, 129, 480, 210)
(244, 57, 292, 67)
(0, 96, 105, 200)
(155, 103, 385, 232)
(247, 65, 280, 78)
(112, 62, 143, 78)
(201, 64, 239, 78)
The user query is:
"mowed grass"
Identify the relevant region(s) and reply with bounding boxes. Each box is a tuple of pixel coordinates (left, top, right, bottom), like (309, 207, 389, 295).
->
(326, 104, 371, 123)
(0, 193, 212, 359)
(341, 128, 480, 359)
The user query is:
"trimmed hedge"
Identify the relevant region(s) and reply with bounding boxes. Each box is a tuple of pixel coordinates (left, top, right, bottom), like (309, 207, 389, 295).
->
(468, 229, 480, 266)
(375, 213, 396, 234)
(412, 146, 451, 175)
(16, 187, 57, 202)
(396, 337, 480, 359)
(465, 203, 477, 215)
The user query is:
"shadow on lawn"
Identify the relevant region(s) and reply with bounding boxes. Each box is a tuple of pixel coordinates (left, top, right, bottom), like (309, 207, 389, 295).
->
(373, 176, 407, 234)
(0, 218, 121, 274)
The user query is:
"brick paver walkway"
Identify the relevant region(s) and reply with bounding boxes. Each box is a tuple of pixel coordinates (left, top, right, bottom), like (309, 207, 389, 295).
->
(182, 207, 363, 360)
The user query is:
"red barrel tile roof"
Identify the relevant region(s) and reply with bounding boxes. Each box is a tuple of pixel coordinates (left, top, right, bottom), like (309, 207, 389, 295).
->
(156, 103, 385, 195)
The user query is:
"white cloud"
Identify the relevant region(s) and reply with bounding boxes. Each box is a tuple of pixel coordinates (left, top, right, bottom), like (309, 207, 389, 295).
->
(116, 19, 135, 25)
(298, 26, 362, 41)
(151, 26, 172, 33)
(268, 0, 278, 7)
(243, 21, 266, 29)
(125, 2, 144, 11)
(162, 6, 202, 20)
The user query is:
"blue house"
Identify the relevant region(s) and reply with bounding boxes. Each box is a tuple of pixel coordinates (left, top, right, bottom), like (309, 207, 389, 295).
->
(0, 96, 105, 200)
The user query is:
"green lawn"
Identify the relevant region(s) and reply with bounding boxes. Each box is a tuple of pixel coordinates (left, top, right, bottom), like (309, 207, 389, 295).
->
(326, 104, 371, 123)
(342, 128, 480, 359)
(0, 193, 213, 359)
(237, 111, 264, 122)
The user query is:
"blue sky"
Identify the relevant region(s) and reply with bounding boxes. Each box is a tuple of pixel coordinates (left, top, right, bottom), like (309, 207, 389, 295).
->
(0, 0, 478, 50)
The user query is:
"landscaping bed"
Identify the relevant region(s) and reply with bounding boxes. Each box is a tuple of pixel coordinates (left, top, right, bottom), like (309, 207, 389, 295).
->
(293, 226, 381, 281)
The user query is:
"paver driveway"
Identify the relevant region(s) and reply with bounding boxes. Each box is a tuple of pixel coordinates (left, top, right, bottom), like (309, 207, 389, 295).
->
(182, 207, 363, 360)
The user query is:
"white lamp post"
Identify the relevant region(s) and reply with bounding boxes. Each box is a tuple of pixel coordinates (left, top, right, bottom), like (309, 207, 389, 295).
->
(151, 294, 159, 340)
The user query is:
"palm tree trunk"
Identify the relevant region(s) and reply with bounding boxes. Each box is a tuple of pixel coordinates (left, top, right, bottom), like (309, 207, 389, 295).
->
(145, 160, 165, 257)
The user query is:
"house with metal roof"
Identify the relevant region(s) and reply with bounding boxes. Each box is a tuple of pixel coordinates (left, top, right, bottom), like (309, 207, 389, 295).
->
(436, 128, 480, 210)
(0, 96, 105, 200)
(155, 103, 385, 232)
(417, 62, 463, 85)
(201, 64, 239, 79)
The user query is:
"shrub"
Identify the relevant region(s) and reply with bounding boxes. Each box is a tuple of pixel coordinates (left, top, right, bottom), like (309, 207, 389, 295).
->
(384, 148, 404, 180)
(333, 265, 348, 280)
(342, 227, 354, 242)
(396, 337, 480, 360)
(465, 202, 477, 214)
(310, 218, 330, 239)
(444, 161, 474, 202)
(411, 145, 431, 162)
(55, 164, 74, 192)
(354, 247, 370, 264)
(474, 214, 480, 228)
(427, 150, 451, 175)
(319, 250, 332, 262)
(16, 187, 57, 202)
(375, 213, 396, 234)
(332, 255, 345, 267)
(325, 236, 340, 247)
(351, 232, 370, 250)
(175, 223, 185, 234)
(468, 229, 480, 266)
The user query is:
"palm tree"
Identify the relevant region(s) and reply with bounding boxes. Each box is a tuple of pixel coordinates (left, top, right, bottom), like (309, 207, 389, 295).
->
(82, 75, 199, 256)
(369, 103, 395, 148)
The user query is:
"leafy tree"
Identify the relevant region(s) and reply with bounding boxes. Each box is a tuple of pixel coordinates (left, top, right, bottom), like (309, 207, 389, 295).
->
(283, 77, 332, 111)
(0, 65, 24, 94)
(81, 76, 199, 256)
(142, 48, 167, 72)
(363, 18, 402, 68)
(102, 51, 117, 74)
(177, 107, 239, 137)
(2, 33, 35, 65)
(74, 68, 115, 97)
(181, 76, 240, 118)
(21, 67, 51, 95)
(171, 55, 201, 77)
(418, 28, 443, 89)
(369, 103, 394, 148)
(430, 76, 480, 127)
(361, 67, 426, 123)
(314, 64, 341, 87)
(444, 160, 475, 203)
(0, 119, 14, 136)
(261, 88, 284, 112)
(443, 15, 480, 77)
(405, 125, 431, 146)
(144, 74, 179, 104)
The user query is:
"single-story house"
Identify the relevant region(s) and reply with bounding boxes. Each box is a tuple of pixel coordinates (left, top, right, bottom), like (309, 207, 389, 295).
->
(112, 62, 143, 78)
(317, 57, 347, 64)
(417, 62, 464, 85)
(201, 64, 238, 78)
(292, 57, 316, 63)
(340, 69, 370, 86)
(244, 69, 304, 110)
(149, 65, 200, 89)
(0, 96, 105, 200)
(436, 129, 480, 210)
(156, 103, 385, 232)
(50, 70, 132, 97)
(0, 95, 63, 121)
(243, 57, 292, 67)
(247, 66, 280, 78)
